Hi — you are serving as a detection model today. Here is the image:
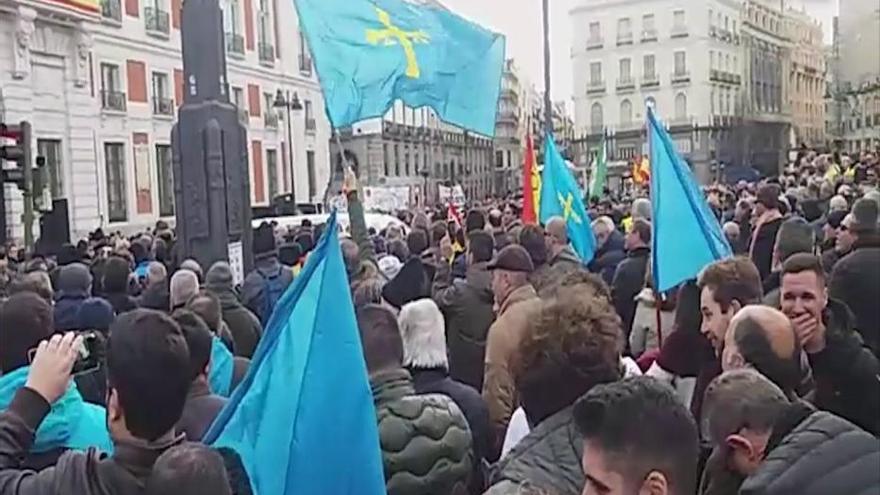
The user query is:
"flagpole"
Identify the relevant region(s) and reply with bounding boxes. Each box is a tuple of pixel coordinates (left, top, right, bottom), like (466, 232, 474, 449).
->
(542, 0, 552, 136)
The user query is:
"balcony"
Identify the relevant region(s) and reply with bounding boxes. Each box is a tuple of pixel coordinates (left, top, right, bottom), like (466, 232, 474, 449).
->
(640, 73, 660, 88)
(152, 97, 174, 116)
(101, 0, 122, 23)
(226, 33, 245, 57)
(298, 54, 313, 75)
(617, 32, 633, 46)
(586, 36, 603, 50)
(710, 70, 742, 85)
(145, 6, 170, 36)
(671, 71, 691, 84)
(305, 118, 316, 133)
(587, 80, 606, 94)
(264, 112, 279, 129)
(101, 90, 126, 112)
(641, 29, 658, 42)
(670, 25, 688, 38)
(258, 42, 275, 64)
(718, 28, 732, 43)
(616, 77, 636, 92)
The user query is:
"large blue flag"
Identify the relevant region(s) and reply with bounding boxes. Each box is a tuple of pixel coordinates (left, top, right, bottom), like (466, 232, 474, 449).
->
(295, 0, 505, 137)
(648, 107, 731, 292)
(540, 134, 596, 263)
(204, 212, 385, 495)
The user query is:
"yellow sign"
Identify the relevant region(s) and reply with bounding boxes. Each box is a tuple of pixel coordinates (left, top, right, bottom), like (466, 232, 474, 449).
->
(558, 192, 582, 224)
(365, 7, 430, 78)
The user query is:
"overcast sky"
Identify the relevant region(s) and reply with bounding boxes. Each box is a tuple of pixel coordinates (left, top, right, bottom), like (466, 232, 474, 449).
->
(440, 0, 839, 110)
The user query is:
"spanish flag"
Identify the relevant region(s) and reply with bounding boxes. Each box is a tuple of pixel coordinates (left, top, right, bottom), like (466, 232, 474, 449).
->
(633, 156, 650, 185)
(522, 134, 541, 224)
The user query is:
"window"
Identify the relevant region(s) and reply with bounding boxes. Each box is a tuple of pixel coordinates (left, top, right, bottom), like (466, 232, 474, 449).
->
(232, 87, 244, 109)
(589, 21, 601, 43)
(708, 8, 714, 26)
(151, 72, 172, 115)
(619, 58, 632, 82)
(384, 144, 390, 176)
(711, 89, 716, 114)
(36, 139, 64, 203)
(266, 148, 278, 200)
(675, 93, 687, 120)
(673, 10, 685, 28)
(155, 144, 174, 216)
(304, 100, 316, 132)
(257, 0, 273, 62)
(674, 51, 687, 75)
(263, 93, 278, 127)
(100, 63, 124, 109)
(307, 150, 316, 199)
(620, 99, 633, 125)
(642, 13, 655, 39)
(104, 143, 127, 222)
(590, 61, 602, 84)
(617, 17, 632, 42)
(710, 51, 715, 69)
(590, 102, 603, 130)
(643, 54, 656, 78)
(299, 31, 313, 74)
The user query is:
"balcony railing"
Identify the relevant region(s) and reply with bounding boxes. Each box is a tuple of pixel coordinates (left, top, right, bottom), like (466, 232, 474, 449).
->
(101, 0, 122, 22)
(145, 6, 170, 35)
(710, 70, 742, 85)
(670, 25, 688, 38)
(641, 29, 658, 42)
(640, 74, 660, 87)
(617, 32, 633, 45)
(586, 36, 603, 49)
(264, 112, 279, 128)
(587, 80, 606, 94)
(101, 90, 127, 112)
(616, 77, 636, 92)
(226, 33, 245, 56)
(671, 70, 691, 84)
(258, 42, 275, 63)
(305, 118, 317, 132)
(152, 97, 174, 116)
(299, 54, 313, 75)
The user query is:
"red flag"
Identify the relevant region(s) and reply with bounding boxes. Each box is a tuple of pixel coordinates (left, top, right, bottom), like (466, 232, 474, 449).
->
(447, 202, 463, 229)
(522, 134, 538, 224)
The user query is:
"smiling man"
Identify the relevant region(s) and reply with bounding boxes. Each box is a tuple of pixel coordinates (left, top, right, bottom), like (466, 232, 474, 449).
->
(697, 257, 763, 353)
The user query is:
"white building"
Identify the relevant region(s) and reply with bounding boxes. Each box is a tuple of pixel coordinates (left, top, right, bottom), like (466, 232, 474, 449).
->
(0, 0, 330, 242)
(569, 0, 743, 181)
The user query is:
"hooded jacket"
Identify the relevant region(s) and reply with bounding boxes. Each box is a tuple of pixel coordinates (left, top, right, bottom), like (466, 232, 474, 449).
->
(53, 263, 92, 332)
(240, 256, 294, 325)
(206, 263, 263, 359)
(432, 261, 495, 391)
(587, 230, 626, 286)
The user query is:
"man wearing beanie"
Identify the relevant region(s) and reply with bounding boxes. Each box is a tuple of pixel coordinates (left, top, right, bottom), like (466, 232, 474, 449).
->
(830, 198, 880, 356)
(241, 223, 293, 325)
(53, 263, 93, 332)
(170, 270, 200, 312)
(205, 262, 262, 358)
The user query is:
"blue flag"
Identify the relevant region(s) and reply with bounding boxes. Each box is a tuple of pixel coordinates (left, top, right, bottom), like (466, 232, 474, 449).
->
(295, 0, 505, 137)
(648, 107, 732, 292)
(540, 134, 596, 263)
(204, 212, 385, 495)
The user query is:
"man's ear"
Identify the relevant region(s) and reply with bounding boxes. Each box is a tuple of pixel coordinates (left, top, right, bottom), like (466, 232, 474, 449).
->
(639, 471, 669, 495)
(726, 433, 759, 463)
(107, 388, 123, 422)
(729, 299, 743, 315)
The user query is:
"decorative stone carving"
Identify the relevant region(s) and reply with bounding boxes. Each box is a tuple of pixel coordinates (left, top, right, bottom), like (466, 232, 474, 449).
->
(73, 23, 93, 88)
(13, 7, 37, 80)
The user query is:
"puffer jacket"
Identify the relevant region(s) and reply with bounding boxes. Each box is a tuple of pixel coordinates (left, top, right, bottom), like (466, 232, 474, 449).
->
(372, 369, 473, 495)
(484, 406, 583, 495)
(740, 403, 880, 495)
(829, 234, 880, 356)
(587, 230, 625, 286)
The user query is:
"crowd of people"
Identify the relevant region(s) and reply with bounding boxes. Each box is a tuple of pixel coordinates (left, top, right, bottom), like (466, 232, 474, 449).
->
(0, 149, 876, 494)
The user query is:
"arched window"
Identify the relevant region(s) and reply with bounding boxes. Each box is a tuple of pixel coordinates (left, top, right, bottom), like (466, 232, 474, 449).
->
(675, 93, 687, 120)
(590, 102, 603, 130)
(620, 99, 633, 125)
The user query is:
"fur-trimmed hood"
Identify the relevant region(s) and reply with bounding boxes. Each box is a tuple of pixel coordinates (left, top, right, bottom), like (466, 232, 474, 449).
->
(398, 298, 448, 370)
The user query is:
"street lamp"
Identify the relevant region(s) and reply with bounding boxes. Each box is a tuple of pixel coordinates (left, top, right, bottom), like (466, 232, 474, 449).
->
(419, 167, 431, 206)
(273, 89, 303, 204)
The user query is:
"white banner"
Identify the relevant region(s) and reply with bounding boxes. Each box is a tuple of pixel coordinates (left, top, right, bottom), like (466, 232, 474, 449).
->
(361, 186, 411, 212)
(438, 184, 466, 205)
(228, 241, 244, 286)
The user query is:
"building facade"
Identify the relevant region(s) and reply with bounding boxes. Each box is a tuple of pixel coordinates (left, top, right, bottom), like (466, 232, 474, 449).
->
(494, 59, 523, 196)
(0, 0, 330, 241)
(785, 7, 825, 147)
(331, 102, 495, 206)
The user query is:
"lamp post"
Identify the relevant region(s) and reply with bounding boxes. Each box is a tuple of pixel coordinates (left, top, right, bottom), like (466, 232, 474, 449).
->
(419, 167, 430, 207)
(273, 89, 302, 204)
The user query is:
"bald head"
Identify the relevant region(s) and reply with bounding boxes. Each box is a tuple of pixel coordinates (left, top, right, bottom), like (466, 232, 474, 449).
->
(723, 305, 800, 395)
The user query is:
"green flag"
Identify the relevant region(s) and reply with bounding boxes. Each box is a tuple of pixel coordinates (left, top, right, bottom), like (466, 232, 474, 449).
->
(589, 135, 608, 200)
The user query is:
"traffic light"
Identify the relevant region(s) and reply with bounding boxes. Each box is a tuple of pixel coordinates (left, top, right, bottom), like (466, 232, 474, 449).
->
(0, 121, 32, 191)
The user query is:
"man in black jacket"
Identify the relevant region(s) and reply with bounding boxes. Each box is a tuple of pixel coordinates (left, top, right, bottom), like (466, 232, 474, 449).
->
(779, 253, 880, 435)
(702, 369, 879, 495)
(750, 184, 785, 282)
(588, 215, 625, 286)
(0, 309, 190, 495)
(612, 218, 651, 345)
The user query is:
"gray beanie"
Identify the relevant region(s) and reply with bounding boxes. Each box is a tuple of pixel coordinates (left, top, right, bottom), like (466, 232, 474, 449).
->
(205, 261, 234, 291)
(851, 198, 879, 234)
(170, 270, 200, 310)
(56, 262, 92, 294)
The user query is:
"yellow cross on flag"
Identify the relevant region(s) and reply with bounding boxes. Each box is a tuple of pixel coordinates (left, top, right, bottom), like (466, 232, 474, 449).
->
(365, 7, 430, 78)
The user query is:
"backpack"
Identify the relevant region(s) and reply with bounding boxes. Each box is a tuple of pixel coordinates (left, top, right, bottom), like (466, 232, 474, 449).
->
(258, 267, 286, 325)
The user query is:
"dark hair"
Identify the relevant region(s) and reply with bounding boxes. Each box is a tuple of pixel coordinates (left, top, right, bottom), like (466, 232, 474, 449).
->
(467, 230, 495, 263)
(782, 253, 824, 284)
(107, 309, 190, 441)
(355, 304, 403, 373)
(172, 310, 214, 381)
(673, 280, 702, 336)
(574, 378, 699, 495)
(514, 285, 623, 424)
(103, 256, 132, 293)
(406, 229, 429, 257)
(465, 209, 486, 233)
(555, 269, 612, 301)
(146, 443, 232, 495)
(187, 291, 223, 333)
(631, 218, 652, 245)
(698, 257, 763, 311)
(387, 239, 410, 263)
(430, 221, 447, 248)
(757, 183, 781, 210)
(775, 219, 814, 262)
(0, 292, 53, 373)
(730, 314, 800, 395)
(518, 224, 548, 266)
